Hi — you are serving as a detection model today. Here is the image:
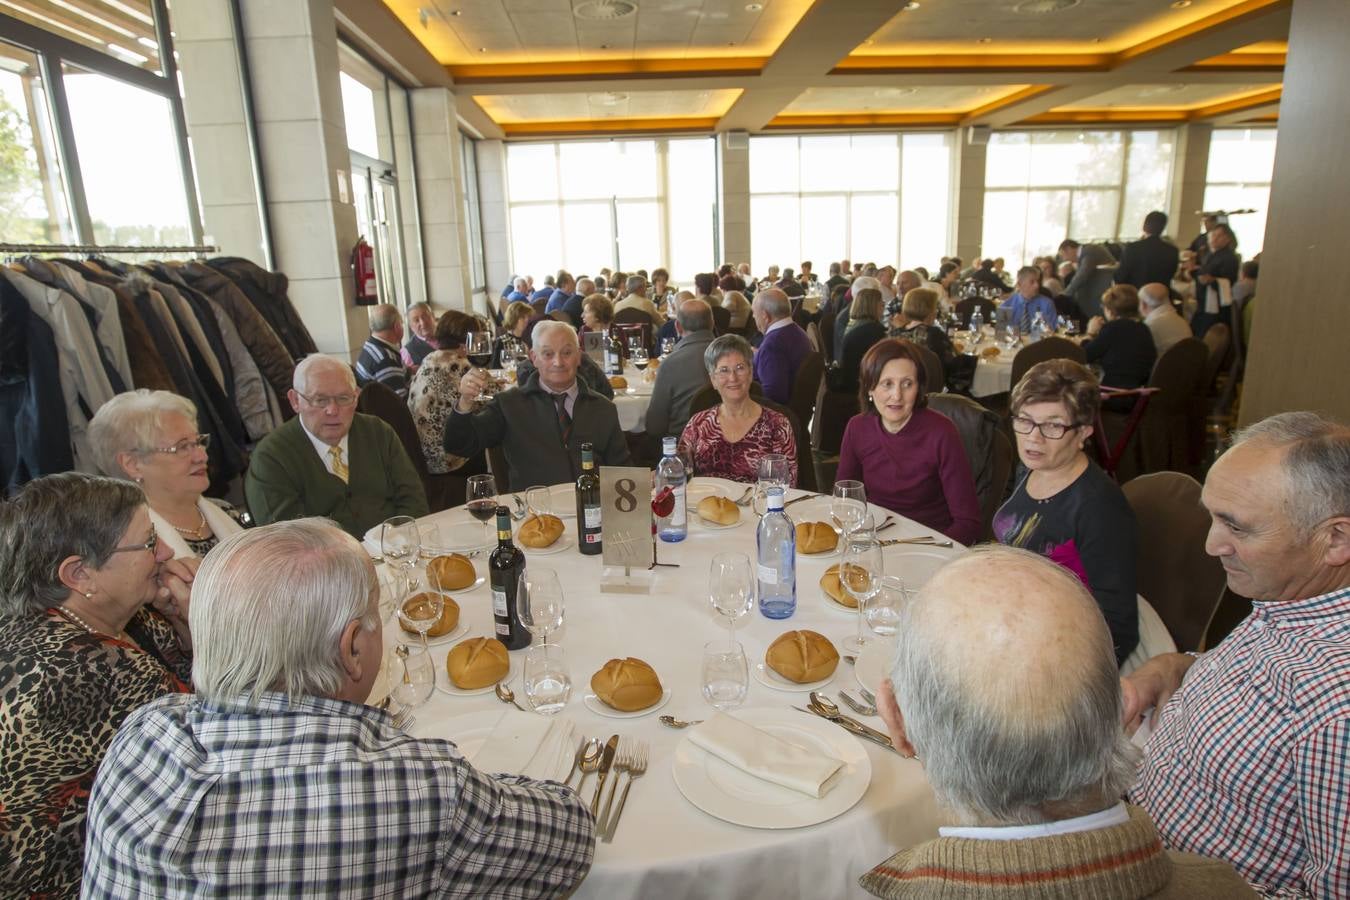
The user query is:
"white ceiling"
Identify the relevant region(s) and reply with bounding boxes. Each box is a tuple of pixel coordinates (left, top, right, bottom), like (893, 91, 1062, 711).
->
(476, 87, 742, 121)
(782, 85, 1032, 114)
(1060, 82, 1279, 109)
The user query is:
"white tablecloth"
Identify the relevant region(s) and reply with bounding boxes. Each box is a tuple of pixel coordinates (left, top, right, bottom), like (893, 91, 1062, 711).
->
(380, 481, 956, 899)
(971, 348, 1014, 398)
(613, 362, 655, 433)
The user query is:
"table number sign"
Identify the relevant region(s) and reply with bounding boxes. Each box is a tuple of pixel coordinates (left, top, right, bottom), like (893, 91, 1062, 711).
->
(600, 466, 654, 572)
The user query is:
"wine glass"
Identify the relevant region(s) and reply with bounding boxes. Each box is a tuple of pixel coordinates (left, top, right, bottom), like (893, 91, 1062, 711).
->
(831, 480, 867, 536)
(518, 567, 565, 646)
(380, 516, 420, 596)
(396, 584, 443, 690)
(523, 644, 571, 715)
(701, 639, 748, 711)
(466, 474, 497, 542)
(465, 331, 493, 369)
(631, 347, 649, 372)
(391, 642, 435, 709)
(864, 575, 907, 639)
(661, 337, 676, 357)
(753, 453, 790, 516)
(708, 553, 753, 640)
(840, 516, 883, 654)
(627, 332, 643, 353)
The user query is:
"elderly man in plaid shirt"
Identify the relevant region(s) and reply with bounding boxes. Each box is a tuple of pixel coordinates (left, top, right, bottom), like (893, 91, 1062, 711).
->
(1125, 412, 1350, 899)
(82, 519, 594, 898)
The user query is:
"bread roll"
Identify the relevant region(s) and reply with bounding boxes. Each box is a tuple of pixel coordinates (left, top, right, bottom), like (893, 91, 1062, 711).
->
(517, 513, 564, 548)
(590, 657, 663, 711)
(819, 563, 854, 608)
(696, 495, 740, 526)
(427, 553, 475, 591)
(796, 522, 838, 555)
(766, 630, 839, 684)
(609, 375, 628, 389)
(446, 636, 510, 689)
(981, 345, 1001, 360)
(400, 592, 460, 637)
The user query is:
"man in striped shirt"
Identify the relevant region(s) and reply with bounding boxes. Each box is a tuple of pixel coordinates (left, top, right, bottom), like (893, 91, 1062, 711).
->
(356, 303, 409, 399)
(1126, 411, 1350, 898)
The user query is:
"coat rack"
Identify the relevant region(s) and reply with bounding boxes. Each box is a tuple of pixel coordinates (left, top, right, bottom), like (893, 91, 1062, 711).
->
(0, 243, 220, 256)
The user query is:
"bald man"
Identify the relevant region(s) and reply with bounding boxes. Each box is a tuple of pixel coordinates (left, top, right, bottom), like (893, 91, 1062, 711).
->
(1139, 282, 1189, 357)
(861, 545, 1254, 898)
(356, 304, 408, 399)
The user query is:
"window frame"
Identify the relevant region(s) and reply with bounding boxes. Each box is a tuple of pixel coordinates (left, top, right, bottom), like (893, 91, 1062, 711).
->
(1202, 126, 1277, 255)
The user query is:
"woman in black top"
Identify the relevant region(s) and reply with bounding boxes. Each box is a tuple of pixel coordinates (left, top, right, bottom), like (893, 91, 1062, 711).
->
(1084, 284, 1157, 412)
(994, 359, 1139, 664)
(837, 287, 887, 391)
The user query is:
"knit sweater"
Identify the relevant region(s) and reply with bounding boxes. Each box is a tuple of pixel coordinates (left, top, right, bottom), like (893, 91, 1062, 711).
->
(859, 805, 1256, 899)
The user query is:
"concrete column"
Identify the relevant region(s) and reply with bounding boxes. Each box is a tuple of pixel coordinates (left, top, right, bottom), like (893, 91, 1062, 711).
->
(718, 134, 751, 267)
(174, 0, 365, 359)
(477, 139, 513, 299)
(1170, 123, 1212, 248)
(953, 128, 987, 264)
(410, 87, 472, 311)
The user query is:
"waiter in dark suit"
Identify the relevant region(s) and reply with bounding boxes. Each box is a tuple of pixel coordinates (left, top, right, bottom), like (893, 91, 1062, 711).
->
(1187, 212, 1220, 265)
(1114, 211, 1180, 289)
(1189, 223, 1240, 337)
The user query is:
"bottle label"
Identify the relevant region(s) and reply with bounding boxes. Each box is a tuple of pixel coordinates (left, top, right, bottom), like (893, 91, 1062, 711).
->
(670, 491, 686, 526)
(584, 505, 602, 528)
(584, 532, 601, 544)
(495, 621, 510, 637)
(492, 588, 508, 617)
(757, 563, 778, 585)
(497, 529, 511, 542)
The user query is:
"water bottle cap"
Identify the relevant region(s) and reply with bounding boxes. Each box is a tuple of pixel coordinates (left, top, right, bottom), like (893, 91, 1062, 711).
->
(766, 486, 785, 509)
(663, 436, 678, 453)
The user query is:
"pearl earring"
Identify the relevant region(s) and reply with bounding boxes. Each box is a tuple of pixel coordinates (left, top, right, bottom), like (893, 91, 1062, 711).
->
(83, 591, 94, 599)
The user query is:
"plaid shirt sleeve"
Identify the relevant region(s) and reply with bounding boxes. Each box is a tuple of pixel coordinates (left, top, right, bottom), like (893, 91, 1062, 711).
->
(1295, 719, 1350, 898)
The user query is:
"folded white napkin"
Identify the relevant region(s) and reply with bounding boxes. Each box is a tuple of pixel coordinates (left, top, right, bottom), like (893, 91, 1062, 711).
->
(472, 712, 575, 782)
(688, 712, 845, 798)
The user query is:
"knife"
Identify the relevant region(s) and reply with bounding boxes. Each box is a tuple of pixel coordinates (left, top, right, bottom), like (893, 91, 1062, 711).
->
(796, 706, 901, 754)
(590, 734, 619, 819)
(783, 494, 812, 508)
(880, 537, 953, 548)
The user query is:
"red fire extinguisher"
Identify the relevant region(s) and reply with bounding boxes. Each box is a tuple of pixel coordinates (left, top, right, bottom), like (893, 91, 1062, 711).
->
(351, 237, 378, 305)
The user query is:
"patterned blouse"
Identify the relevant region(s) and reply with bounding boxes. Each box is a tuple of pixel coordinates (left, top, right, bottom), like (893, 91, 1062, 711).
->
(407, 350, 473, 475)
(0, 607, 192, 898)
(678, 405, 798, 486)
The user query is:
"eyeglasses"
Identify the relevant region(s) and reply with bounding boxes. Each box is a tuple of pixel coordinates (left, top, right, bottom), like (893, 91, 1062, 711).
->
(110, 532, 158, 555)
(297, 392, 357, 409)
(713, 363, 750, 379)
(144, 434, 211, 455)
(1011, 416, 1079, 440)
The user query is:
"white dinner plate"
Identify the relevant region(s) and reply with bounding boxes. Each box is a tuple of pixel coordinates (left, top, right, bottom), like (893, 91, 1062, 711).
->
(884, 547, 960, 589)
(752, 660, 836, 693)
(405, 708, 504, 754)
(394, 617, 470, 648)
(437, 653, 518, 697)
(854, 638, 898, 694)
(539, 484, 577, 519)
(520, 534, 575, 555)
(672, 707, 871, 829)
(583, 688, 672, 718)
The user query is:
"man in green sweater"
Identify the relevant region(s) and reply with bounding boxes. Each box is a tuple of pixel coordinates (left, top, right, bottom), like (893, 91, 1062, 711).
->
(246, 355, 427, 538)
(861, 545, 1254, 899)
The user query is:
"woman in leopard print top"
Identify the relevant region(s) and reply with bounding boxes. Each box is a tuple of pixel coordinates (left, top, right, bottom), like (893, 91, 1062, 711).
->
(0, 474, 194, 898)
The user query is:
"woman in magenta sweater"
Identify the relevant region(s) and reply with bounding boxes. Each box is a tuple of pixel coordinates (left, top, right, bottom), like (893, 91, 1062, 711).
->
(836, 339, 981, 545)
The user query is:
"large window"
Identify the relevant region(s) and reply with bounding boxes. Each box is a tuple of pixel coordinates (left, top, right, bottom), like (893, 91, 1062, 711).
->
(461, 132, 486, 294)
(0, 5, 202, 248)
(981, 130, 1175, 266)
(1203, 128, 1276, 256)
(504, 138, 717, 287)
(748, 133, 953, 273)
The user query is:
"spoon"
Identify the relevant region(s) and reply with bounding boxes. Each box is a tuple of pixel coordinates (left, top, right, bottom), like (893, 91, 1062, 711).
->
(575, 739, 604, 793)
(567, 737, 600, 787)
(495, 682, 525, 710)
(658, 715, 703, 729)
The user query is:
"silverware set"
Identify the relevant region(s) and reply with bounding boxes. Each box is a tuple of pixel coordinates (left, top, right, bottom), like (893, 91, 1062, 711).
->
(880, 536, 953, 548)
(794, 691, 900, 754)
(566, 734, 649, 842)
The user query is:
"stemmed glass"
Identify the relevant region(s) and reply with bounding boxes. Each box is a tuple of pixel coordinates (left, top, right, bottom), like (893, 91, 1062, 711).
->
(831, 480, 867, 536)
(396, 583, 443, 695)
(631, 347, 649, 372)
(465, 332, 494, 405)
(701, 639, 749, 711)
(381, 516, 420, 597)
(518, 567, 565, 646)
(753, 453, 790, 516)
(391, 642, 435, 709)
(840, 515, 883, 654)
(466, 474, 498, 542)
(708, 553, 753, 641)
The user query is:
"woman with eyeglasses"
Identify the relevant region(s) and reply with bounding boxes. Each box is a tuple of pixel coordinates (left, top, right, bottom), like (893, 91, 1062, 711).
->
(0, 472, 194, 897)
(678, 334, 797, 485)
(89, 390, 245, 557)
(994, 359, 1139, 665)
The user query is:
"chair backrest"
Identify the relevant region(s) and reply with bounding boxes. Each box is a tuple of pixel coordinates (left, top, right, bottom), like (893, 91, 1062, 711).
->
(806, 321, 824, 356)
(1147, 337, 1208, 415)
(356, 381, 427, 479)
(927, 393, 1002, 532)
(818, 308, 836, 363)
(1200, 323, 1230, 393)
(613, 306, 655, 326)
(548, 310, 571, 322)
(913, 343, 945, 394)
(611, 320, 652, 355)
(1009, 336, 1086, 391)
(788, 351, 824, 439)
(530, 299, 547, 316)
(710, 304, 732, 336)
(810, 376, 859, 455)
(1122, 472, 1227, 651)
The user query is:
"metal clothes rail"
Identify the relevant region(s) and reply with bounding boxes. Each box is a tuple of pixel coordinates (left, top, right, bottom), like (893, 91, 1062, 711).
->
(0, 243, 220, 255)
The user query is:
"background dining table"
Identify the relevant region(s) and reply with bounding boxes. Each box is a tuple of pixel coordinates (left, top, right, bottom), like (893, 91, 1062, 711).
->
(371, 479, 960, 899)
(612, 360, 656, 433)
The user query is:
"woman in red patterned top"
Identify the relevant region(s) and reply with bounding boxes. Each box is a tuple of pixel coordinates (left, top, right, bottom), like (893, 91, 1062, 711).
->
(679, 334, 797, 485)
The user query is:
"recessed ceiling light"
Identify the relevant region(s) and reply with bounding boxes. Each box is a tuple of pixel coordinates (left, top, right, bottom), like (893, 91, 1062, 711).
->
(418, 7, 428, 27)
(1014, 0, 1079, 13)
(745, 2, 763, 10)
(903, 1, 920, 9)
(574, 0, 638, 21)
(876, 87, 918, 97)
(977, 37, 993, 43)
(1170, 0, 1192, 7)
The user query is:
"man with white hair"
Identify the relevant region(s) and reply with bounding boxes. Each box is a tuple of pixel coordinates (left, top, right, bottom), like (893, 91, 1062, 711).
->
(613, 274, 662, 325)
(1138, 282, 1189, 357)
(750, 287, 812, 405)
(863, 545, 1255, 898)
(245, 355, 426, 537)
(83, 519, 595, 897)
(355, 303, 408, 399)
(448, 320, 630, 488)
(1126, 412, 1350, 898)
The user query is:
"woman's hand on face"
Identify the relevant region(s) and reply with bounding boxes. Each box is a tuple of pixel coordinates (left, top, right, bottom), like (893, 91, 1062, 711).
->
(155, 556, 199, 649)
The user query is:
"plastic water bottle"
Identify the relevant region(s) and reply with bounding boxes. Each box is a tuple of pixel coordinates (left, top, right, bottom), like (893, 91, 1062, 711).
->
(756, 487, 796, 619)
(1031, 310, 1047, 342)
(656, 437, 687, 543)
(969, 306, 984, 338)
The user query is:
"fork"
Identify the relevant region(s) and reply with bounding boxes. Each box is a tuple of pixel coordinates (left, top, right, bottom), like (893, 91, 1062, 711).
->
(838, 690, 878, 717)
(859, 686, 878, 708)
(603, 740, 648, 842)
(595, 743, 629, 835)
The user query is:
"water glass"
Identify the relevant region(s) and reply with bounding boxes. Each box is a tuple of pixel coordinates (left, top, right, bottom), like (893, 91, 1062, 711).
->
(524, 644, 572, 715)
(391, 643, 435, 708)
(864, 576, 907, 639)
(701, 639, 749, 711)
(708, 552, 753, 639)
(831, 480, 867, 536)
(661, 337, 677, 356)
(518, 567, 565, 644)
(381, 516, 420, 595)
(753, 453, 790, 516)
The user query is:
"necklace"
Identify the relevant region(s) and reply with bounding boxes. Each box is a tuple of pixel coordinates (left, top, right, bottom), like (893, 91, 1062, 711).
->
(171, 507, 208, 539)
(58, 606, 129, 643)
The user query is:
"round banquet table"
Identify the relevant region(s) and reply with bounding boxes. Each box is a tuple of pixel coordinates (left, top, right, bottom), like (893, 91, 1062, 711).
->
(375, 479, 958, 900)
(970, 346, 1014, 398)
(611, 361, 655, 433)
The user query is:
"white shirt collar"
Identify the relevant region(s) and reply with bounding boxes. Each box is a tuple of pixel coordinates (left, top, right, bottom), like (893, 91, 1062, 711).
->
(298, 417, 350, 476)
(938, 803, 1130, 841)
(765, 317, 793, 334)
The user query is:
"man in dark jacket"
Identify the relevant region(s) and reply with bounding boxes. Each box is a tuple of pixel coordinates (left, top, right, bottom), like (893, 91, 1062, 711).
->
(446, 321, 631, 489)
(1114, 211, 1180, 289)
(645, 299, 715, 440)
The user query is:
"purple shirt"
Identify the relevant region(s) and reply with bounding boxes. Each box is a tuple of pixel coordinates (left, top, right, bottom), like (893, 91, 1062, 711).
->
(836, 408, 981, 545)
(752, 320, 813, 405)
